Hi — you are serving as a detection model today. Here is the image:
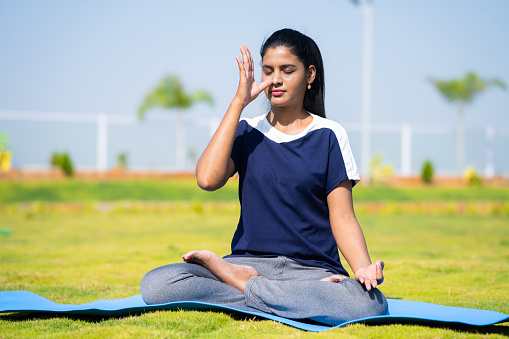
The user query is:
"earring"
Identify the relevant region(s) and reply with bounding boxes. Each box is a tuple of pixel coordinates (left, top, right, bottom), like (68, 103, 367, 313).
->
(307, 84, 311, 90)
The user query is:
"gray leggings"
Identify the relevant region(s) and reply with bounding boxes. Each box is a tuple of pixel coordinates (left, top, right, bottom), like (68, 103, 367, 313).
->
(140, 256, 388, 326)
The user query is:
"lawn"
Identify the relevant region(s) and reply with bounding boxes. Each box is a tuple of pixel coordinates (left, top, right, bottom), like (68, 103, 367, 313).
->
(1, 196, 508, 338)
(1, 178, 509, 202)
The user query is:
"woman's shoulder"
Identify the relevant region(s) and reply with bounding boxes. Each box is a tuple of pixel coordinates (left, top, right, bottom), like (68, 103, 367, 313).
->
(236, 114, 267, 133)
(309, 113, 349, 141)
(239, 114, 266, 127)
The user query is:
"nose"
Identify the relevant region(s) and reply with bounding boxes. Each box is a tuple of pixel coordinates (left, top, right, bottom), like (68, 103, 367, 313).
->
(272, 70, 282, 86)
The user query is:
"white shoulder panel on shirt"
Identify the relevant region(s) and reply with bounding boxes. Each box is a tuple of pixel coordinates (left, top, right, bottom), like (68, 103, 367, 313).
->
(241, 113, 347, 145)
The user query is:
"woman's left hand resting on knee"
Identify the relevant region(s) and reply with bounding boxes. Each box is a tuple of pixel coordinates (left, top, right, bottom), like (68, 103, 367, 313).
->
(354, 260, 384, 291)
(327, 180, 385, 291)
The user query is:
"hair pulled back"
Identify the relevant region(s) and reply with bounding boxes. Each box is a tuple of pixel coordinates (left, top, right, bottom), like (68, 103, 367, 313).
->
(260, 28, 326, 118)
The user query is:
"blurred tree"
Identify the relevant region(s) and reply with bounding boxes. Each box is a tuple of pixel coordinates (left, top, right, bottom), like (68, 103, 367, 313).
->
(421, 159, 434, 184)
(464, 166, 482, 186)
(50, 152, 74, 177)
(370, 153, 393, 185)
(138, 75, 213, 171)
(0, 133, 11, 173)
(429, 72, 506, 174)
(116, 152, 127, 171)
(0, 134, 8, 149)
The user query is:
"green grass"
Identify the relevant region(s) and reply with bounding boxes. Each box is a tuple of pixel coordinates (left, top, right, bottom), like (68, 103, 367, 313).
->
(1, 203, 508, 338)
(0, 179, 238, 202)
(1, 178, 508, 202)
(353, 185, 509, 201)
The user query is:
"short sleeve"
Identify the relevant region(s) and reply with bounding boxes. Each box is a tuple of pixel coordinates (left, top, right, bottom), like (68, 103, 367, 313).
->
(325, 128, 360, 195)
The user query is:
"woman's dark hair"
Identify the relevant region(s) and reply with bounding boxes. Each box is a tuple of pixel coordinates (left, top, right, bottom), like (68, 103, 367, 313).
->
(260, 28, 326, 118)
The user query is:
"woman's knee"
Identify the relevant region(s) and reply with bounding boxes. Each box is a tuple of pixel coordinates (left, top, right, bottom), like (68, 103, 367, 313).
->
(345, 279, 388, 317)
(140, 266, 164, 304)
(140, 263, 188, 304)
(364, 288, 388, 316)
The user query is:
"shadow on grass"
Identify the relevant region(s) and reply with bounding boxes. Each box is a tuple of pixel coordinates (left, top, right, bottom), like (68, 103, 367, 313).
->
(374, 320, 509, 337)
(1, 310, 508, 336)
(0, 309, 261, 324)
(0, 311, 130, 324)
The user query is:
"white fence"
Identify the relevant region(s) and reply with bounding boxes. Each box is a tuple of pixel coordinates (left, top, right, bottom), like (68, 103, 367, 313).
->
(1, 110, 508, 176)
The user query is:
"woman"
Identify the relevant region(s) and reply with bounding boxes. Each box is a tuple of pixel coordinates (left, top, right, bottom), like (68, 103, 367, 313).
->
(141, 28, 388, 325)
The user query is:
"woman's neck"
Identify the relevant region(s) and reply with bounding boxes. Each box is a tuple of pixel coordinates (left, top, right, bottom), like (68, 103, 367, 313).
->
(267, 105, 312, 135)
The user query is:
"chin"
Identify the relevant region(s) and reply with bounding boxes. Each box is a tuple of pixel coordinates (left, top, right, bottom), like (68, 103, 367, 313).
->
(270, 101, 285, 108)
(270, 98, 294, 108)
(269, 96, 286, 104)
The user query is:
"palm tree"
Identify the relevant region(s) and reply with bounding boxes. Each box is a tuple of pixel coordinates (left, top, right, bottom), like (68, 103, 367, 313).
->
(138, 75, 213, 171)
(429, 71, 506, 174)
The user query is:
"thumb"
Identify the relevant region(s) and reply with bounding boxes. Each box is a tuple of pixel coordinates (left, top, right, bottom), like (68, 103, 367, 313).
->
(258, 79, 272, 91)
(376, 260, 385, 283)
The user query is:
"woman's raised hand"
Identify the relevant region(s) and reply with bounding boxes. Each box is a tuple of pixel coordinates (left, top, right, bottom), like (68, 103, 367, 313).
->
(234, 44, 272, 107)
(354, 260, 384, 291)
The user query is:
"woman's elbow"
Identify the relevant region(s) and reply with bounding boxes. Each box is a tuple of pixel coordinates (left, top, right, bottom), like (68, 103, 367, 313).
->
(197, 178, 217, 191)
(196, 174, 224, 191)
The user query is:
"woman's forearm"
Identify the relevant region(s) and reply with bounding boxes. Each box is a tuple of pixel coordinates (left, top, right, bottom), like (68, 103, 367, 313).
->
(195, 98, 245, 191)
(333, 216, 372, 273)
(327, 181, 372, 273)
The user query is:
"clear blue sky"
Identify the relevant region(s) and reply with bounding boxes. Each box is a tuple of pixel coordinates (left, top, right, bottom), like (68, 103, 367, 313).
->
(1, 0, 508, 173)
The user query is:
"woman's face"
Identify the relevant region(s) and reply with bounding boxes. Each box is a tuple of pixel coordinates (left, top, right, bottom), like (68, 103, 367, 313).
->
(262, 46, 315, 110)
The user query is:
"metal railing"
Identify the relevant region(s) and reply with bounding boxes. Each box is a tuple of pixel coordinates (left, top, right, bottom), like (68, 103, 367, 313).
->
(1, 110, 508, 176)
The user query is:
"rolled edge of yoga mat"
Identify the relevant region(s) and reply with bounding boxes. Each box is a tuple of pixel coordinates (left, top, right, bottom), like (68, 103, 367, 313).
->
(0, 291, 508, 332)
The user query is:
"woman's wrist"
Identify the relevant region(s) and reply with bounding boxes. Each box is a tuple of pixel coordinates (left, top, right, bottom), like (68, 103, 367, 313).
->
(352, 260, 373, 274)
(231, 96, 249, 110)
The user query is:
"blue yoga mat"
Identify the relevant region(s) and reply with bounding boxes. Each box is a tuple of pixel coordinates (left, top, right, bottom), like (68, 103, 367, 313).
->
(0, 291, 507, 332)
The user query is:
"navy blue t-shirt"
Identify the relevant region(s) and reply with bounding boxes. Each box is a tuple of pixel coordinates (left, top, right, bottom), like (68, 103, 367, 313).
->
(224, 113, 360, 276)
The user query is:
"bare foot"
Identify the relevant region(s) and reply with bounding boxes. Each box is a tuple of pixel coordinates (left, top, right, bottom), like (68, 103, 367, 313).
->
(320, 274, 348, 283)
(182, 250, 258, 293)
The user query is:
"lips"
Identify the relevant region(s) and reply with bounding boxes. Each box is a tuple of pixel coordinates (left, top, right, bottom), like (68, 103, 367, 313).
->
(271, 89, 285, 96)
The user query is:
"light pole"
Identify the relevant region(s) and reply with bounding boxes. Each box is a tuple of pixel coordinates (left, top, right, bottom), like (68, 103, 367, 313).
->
(360, 0, 374, 184)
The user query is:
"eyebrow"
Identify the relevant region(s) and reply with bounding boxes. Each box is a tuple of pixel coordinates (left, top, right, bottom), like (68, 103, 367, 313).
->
(262, 64, 297, 68)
